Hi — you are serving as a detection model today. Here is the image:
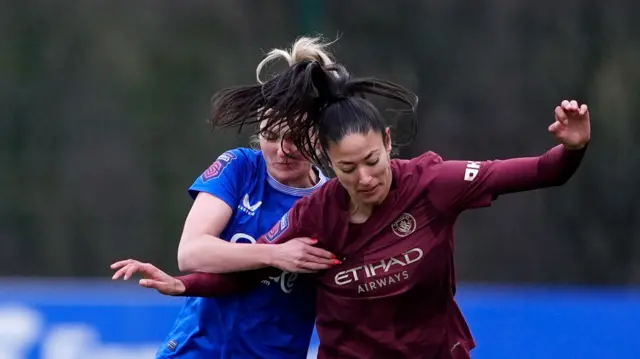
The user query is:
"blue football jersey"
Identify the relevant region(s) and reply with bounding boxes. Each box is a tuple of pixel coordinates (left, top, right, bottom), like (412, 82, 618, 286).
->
(157, 148, 328, 359)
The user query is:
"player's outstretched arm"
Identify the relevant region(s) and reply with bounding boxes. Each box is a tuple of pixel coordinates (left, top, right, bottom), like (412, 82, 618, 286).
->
(175, 269, 271, 297)
(111, 259, 186, 295)
(110, 258, 265, 297)
(429, 100, 590, 213)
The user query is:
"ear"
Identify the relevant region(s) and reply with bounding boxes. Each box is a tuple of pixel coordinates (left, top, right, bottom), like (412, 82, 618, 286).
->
(384, 127, 392, 152)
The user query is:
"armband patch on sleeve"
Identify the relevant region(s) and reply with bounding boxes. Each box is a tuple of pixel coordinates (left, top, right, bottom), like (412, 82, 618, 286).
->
(266, 213, 290, 242)
(202, 151, 238, 182)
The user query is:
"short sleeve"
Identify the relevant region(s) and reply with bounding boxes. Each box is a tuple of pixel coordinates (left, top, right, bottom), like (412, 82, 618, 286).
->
(188, 148, 252, 209)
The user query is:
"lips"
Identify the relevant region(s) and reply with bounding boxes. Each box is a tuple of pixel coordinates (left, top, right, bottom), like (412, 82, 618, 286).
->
(358, 184, 378, 194)
(273, 162, 293, 168)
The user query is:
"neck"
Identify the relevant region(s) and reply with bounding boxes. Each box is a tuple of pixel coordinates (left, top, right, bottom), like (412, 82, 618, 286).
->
(278, 168, 318, 189)
(348, 198, 374, 223)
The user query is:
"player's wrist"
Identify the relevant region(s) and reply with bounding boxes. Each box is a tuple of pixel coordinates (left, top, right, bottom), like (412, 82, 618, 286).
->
(562, 140, 589, 151)
(172, 277, 187, 296)
(256, 244, 276, 268)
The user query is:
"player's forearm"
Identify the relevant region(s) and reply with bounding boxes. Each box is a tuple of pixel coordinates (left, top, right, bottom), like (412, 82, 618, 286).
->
(537, 144, 587, 185)
(490, 144, 587, 194)
(177, 235, 273, 273)
(175, 271, 259, 297)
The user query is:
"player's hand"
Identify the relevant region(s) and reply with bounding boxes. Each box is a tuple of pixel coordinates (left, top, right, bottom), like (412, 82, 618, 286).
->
(110, 259, 185, 296)
(268, 238, 339, 273)
(549, 100, 591, 149)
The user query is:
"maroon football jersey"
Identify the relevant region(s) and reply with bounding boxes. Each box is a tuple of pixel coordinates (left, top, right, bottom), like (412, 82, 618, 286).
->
(179, 144, 586, 359)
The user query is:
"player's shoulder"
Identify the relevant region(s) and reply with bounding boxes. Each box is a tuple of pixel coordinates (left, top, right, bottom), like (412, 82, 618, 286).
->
(388, 152, 451, 203)
(395, 151, 443, 170)
(220, 147, 262, 165)
(391, 151, 443, 180)
(217, 147, 262, 174)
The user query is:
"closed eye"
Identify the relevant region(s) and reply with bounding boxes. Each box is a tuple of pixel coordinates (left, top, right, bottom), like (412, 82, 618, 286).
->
(262, 132, 279, 141)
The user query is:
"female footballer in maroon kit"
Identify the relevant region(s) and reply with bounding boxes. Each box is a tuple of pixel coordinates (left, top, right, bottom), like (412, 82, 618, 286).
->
(119, 62, 590, 358)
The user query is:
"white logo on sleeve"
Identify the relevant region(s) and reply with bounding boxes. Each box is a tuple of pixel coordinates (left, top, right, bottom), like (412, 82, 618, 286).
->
(464, 161, 481, 182)
(238, 194, 262, 216)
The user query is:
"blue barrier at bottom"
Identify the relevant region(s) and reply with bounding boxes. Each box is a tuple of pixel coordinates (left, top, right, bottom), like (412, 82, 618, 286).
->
(0, 280, 638, 359)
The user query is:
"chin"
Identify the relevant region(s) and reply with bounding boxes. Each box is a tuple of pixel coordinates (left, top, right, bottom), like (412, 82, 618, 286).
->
(359, 195, 383, 206)
(272, 169, 307, 183)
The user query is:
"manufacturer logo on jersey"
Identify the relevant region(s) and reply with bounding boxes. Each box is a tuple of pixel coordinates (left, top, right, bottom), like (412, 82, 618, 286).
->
(391, 213, 416, 237)
(265, 212, 289, 242)
(464, 161, 481, 182)
(202, 151, 237, 182)
(238, 194, 262, 216)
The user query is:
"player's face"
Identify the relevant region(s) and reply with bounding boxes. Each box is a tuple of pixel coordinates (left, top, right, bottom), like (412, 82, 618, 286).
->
(328, 128, 393, 206)
(259, 120, 313, 187)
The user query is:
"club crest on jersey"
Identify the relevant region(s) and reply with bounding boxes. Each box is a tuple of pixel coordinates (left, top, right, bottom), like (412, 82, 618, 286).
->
(266, 213, 289, 242)
(202, 151, 237, 182)
(391, 213, 416, 237)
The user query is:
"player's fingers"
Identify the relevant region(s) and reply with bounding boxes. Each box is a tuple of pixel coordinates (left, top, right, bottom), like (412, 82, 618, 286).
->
(303, 253, 340, 266)
(305, 246, 336, 260)
(569, 100, 579, 111)
(124, 263, 144, 280)
(139, 262, 157, 273)
(112, 265, 132, 280)
(110, 259, 137, 269)
(554, 106, 568, 124)
(548, 121, 562, 134)
(293, 237, 318, 245)
(139, 279, 169, 293)
(299, 262, 331, 271)
(561, 100, 571, 110)
(579, 104, 588, 116)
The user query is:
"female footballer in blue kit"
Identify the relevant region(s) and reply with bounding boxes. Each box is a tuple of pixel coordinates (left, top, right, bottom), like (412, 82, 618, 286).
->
(111, 37, 340, 359)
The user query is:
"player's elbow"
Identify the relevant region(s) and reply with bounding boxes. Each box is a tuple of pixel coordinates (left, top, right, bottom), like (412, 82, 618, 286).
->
(177, 242, 199, 272)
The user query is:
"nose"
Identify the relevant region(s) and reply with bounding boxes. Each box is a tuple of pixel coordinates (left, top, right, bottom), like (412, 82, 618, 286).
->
(277, 139, 297, 158)
(357, 167, 374, 186)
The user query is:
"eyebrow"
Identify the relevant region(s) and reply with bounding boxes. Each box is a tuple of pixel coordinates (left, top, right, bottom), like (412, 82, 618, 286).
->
(337, 150, 379, 165)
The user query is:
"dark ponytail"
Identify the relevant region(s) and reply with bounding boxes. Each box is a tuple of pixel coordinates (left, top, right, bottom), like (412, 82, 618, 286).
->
(210, 61, 418, 166)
